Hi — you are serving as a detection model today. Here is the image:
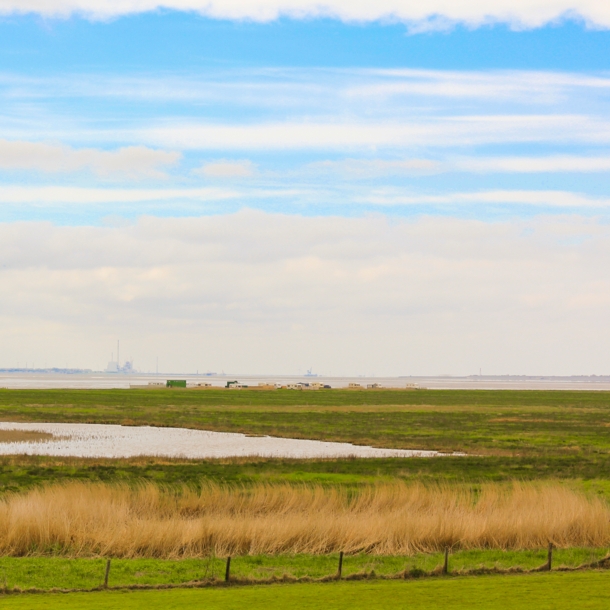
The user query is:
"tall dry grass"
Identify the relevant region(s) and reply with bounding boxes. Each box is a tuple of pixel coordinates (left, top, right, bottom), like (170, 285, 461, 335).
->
(0, 481, 608, 558)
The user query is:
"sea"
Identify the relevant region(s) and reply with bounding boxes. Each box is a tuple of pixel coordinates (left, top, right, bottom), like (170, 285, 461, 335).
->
(1, 372, 610, 391)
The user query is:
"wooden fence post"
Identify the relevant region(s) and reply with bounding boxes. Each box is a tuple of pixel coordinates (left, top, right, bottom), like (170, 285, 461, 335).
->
(442, 547, 449, 575)
(225, 556, 231, 582)
(338, 551, 344, 579)
(547, 543, 553, 571)
(103, 559, 111, 588)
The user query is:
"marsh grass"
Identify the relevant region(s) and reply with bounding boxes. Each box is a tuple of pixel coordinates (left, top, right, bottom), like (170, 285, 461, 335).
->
(2, 388, 610, 455)
(0, 481, 609, 557)
(5, 455, 610, 494)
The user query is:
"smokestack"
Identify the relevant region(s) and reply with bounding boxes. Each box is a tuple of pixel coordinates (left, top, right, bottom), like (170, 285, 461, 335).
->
(117, 340, 120, 368)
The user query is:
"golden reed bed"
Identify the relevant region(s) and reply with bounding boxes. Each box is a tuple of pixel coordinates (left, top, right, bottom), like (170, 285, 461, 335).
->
(0, 482, 608, 558)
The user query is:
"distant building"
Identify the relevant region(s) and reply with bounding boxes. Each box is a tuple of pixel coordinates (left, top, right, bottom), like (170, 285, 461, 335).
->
(121, 361, 135, 373)
(348, 383, 362, 389)
(367, 383, 383, 389)
(106, 360, 135, 374)
(130, 381, 164, 389)
(286, 383, 304, 390)
(166, 380, 187, 388)
(226, 380, 247, 388)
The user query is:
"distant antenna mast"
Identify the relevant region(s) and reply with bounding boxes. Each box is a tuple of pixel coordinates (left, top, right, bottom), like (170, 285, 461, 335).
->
(117, 340, 120, 368)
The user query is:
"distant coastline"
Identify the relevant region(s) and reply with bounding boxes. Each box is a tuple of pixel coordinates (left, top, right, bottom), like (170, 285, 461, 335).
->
(0, 368, 93, 374)
(1, 369, 608, 382)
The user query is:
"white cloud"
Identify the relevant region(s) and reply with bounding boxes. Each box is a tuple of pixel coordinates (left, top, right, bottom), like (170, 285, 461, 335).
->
(454, 155, 610, 173)
(195, 160, 257, 178)
(1, 211, 609, 375)
(359, 189, 610, 207)
(0, 184, 306, 206)
(0, 185, 605, 209)
(346, 70, 610, 102)
(1, 1, 610, 30)
(2, 69, 610, 157)
(9, 69, 610, 110)
(140, 115, 610, 151)
(0, 140, 181, 179)
(0, 185, 243, 204)
(304, 155, 610, 178)
(305, 158, 441, 178)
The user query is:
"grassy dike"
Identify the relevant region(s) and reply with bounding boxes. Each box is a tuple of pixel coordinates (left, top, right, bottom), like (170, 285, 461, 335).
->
(2, 572, 610, 610)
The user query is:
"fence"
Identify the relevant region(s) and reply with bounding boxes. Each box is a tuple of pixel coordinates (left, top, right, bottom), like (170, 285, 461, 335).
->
(2, 545, 610, 595)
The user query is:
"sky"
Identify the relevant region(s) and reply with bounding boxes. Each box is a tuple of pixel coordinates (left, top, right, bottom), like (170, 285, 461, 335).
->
(1, 2, 610, 376)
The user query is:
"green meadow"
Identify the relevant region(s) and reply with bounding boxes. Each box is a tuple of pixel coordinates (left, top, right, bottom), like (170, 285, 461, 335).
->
(1, 388, 610, 491)
(1, 388, 610, 455)
(2, 572, 610, 610)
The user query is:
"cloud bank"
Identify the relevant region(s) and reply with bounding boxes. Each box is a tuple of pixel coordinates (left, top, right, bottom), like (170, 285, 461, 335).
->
(1, 211, 609, 375)
(1, 0, 610, 29)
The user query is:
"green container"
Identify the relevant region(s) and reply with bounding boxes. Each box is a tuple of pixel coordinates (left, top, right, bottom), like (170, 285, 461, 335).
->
(166, 380, 187, 388)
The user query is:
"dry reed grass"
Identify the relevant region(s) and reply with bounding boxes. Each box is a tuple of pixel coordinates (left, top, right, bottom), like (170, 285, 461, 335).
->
(0, 481, 608, 558)
(0, 430, 56, 443)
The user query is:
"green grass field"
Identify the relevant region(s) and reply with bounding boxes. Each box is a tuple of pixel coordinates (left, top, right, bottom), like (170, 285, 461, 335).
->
(1, 549, 607, 590)
(2, 572, 610, 609)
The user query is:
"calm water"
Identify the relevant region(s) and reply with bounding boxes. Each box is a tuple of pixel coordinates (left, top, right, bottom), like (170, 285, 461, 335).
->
(1, 373, 610, 390)
(0, 422, 444, 459)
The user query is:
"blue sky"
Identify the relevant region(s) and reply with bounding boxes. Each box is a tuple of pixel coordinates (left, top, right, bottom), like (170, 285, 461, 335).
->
(2, 16, 610, 72)
(1, 13, 610, 224)
(1, 4, 610, 375)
